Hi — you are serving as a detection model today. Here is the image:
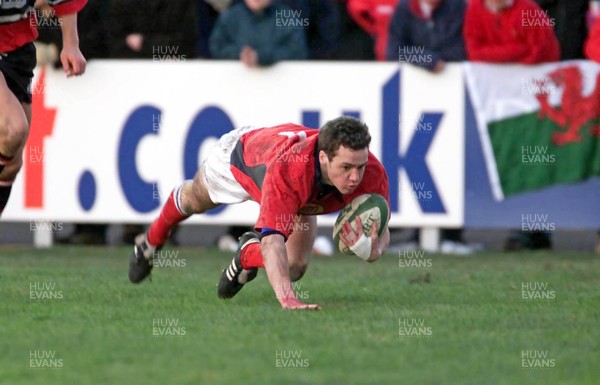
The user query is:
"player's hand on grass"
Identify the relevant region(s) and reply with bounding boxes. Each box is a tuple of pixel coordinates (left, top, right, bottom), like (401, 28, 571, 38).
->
(280, 297, 320, 310)
(60, 45, 86, 77)
(340, 216, 381, 263)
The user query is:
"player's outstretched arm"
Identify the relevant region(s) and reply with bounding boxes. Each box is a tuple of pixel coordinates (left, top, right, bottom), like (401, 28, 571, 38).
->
(261, 234, 320, 310)
(58, 13, 86, 77)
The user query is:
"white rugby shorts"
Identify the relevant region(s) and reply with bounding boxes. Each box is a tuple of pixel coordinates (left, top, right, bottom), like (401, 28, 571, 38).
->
(200, 125, 260, 204)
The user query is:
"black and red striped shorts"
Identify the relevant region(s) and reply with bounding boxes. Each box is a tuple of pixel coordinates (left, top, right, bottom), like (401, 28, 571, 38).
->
(0, 42, 36, 104)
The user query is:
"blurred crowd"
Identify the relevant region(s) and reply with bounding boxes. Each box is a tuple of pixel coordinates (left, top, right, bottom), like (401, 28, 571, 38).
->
(35, 0, 600, 71)
(34, 0, 600, 253)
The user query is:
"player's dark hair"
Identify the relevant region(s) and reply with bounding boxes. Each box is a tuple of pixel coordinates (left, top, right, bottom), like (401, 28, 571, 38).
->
(318, 116, 371, 160)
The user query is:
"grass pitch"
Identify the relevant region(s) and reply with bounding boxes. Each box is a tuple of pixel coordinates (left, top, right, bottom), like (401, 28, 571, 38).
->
(1, 246, 598, 385)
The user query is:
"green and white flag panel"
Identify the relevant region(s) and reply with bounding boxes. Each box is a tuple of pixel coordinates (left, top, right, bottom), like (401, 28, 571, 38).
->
(465, 61, 600, 201)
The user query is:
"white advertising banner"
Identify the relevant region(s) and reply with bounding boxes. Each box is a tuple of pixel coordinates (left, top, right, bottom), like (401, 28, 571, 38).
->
(4, 61, 464, 227)
(397, 64, 465, 226)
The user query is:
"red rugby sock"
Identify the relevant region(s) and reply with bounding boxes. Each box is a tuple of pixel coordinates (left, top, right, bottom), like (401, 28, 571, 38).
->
(147, 185, 189, 247)
(240, 242, 264, 269)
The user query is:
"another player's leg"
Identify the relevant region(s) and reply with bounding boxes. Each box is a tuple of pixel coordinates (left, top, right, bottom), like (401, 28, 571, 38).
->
(218, 215, 316, 299)
(0, 71, 30, 217)
(128, 168, 220, 283)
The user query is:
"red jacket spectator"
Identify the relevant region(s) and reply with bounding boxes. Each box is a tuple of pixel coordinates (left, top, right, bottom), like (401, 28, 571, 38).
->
(585, 17, 600, 62)
(464, 0, 559, 64)
(347, 0, 399, 61)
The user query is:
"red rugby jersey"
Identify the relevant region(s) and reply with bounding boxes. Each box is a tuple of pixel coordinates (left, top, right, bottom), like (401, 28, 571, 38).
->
(229, 123, 389, 238)
(0, 0, 87, 53)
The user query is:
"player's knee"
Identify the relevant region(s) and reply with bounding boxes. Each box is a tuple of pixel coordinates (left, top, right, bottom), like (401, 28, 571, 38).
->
(0, 114, 29, 154)
(187, 178, 217, 214)
(289, 262, 308, 282)
(1, 155, 23, 179)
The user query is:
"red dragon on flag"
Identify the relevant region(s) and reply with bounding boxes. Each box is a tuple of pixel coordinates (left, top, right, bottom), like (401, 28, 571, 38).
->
(535, 65, 600, 145)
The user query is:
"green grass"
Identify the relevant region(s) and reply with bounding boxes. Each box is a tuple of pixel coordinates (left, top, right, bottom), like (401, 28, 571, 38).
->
(1, 246, 599, 385)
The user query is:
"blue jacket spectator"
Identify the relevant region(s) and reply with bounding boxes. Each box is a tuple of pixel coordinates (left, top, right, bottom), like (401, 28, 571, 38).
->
(386, 0, 466, 72)
(277, 0, 340, 59)
(210, 0, 308, 66)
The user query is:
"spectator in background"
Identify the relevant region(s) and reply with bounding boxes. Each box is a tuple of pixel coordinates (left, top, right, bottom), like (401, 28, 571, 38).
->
(277, 0, 340, 59)
(210, 0, 308, 67)
(108, 0, 198, 59)
(386, 0, 466, 72)
(464, 0, 560, 64)
(210, 0, 339, 59)
(348, 0, 399, 61)
(534, 0, 588, 60)
(585, 12, 600, 61)
(198, 0, 233, 58)
(329, 0, 376, 60)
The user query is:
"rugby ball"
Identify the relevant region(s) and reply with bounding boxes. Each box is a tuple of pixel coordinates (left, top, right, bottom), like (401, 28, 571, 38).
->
(332, 194, 389, 256)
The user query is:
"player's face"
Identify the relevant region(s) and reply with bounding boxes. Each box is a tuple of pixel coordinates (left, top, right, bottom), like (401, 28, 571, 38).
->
(319, 146, 369, 195)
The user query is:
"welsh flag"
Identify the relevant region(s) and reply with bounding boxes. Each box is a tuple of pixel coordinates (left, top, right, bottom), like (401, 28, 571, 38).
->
(465, 61, 600, 200)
